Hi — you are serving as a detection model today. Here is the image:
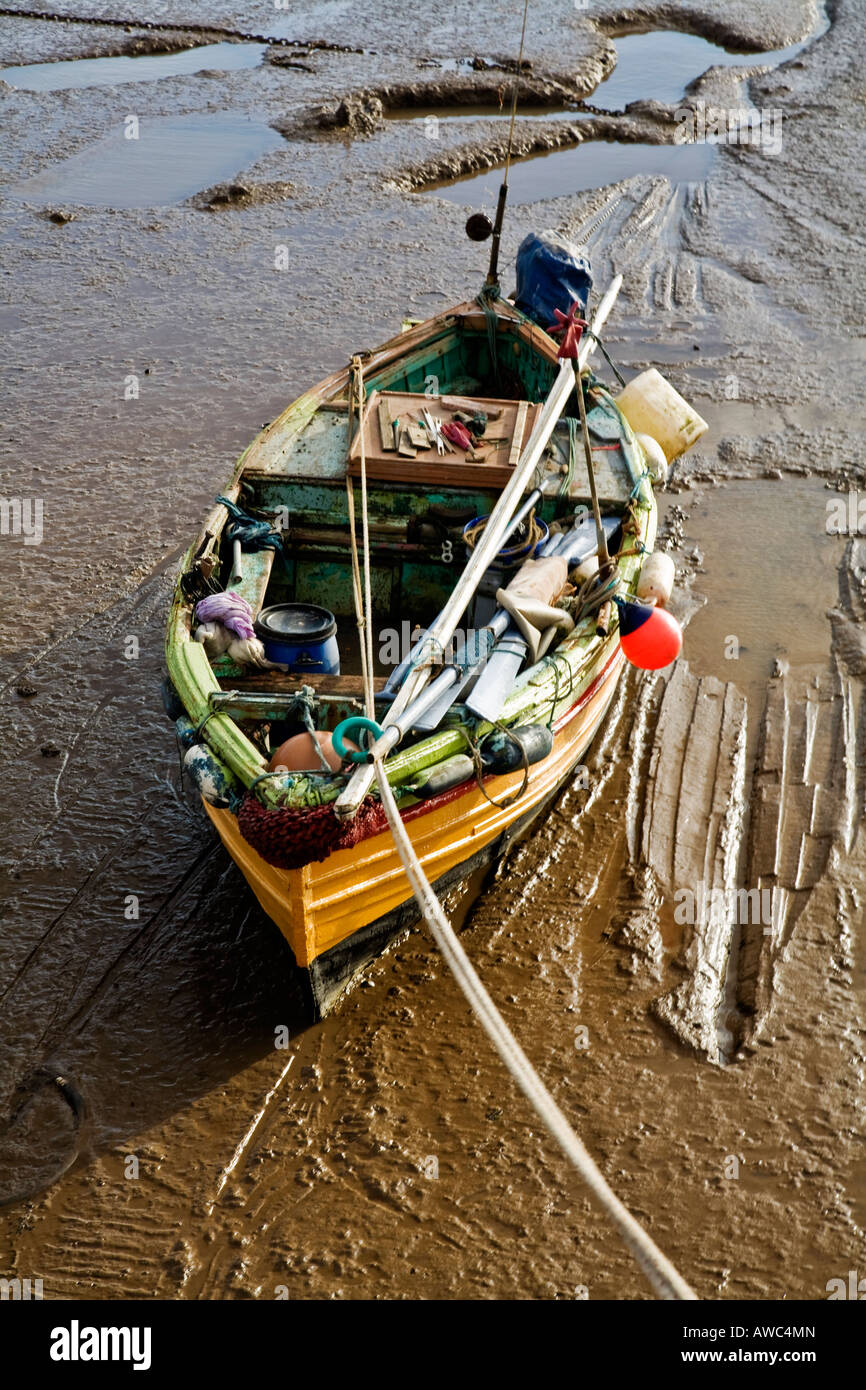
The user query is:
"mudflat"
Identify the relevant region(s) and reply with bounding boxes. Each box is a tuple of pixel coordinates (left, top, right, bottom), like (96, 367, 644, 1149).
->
(0, 0, 863, 1301)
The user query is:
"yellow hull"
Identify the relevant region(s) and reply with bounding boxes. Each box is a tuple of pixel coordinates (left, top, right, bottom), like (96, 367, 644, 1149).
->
(203, 643, 625, 977)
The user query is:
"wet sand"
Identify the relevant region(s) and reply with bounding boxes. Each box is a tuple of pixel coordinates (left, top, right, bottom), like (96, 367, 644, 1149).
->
(1, 0, 864, 1300)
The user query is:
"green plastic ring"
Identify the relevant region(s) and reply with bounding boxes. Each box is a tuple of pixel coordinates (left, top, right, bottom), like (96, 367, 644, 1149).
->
(332, 716, 384, 764)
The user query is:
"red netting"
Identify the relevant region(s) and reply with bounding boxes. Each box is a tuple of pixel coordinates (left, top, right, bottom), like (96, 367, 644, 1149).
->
(237, 793, 388, 870)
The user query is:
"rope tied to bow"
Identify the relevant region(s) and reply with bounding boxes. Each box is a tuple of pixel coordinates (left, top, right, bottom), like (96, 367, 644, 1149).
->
(216, 495, 285, 552)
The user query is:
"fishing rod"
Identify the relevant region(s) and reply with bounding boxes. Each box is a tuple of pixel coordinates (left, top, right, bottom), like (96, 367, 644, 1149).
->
(465, 0, 531, 287)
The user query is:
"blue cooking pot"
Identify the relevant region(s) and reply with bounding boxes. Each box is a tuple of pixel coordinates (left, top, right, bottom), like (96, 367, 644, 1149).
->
(254, 603, 340, 675)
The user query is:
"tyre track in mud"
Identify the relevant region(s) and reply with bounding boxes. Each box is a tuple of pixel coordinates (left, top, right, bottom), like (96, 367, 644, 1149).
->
(462, 673, 865, 1299)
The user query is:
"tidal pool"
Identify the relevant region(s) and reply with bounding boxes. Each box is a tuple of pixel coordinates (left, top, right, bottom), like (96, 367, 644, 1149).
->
(9, 113, 284, 210)
(0, 42, 267, 92)
(429, 138, 716, 206)
(590, 14, 830, 112)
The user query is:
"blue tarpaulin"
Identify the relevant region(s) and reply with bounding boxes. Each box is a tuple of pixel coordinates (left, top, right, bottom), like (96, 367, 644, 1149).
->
(513, 230, 592, 329)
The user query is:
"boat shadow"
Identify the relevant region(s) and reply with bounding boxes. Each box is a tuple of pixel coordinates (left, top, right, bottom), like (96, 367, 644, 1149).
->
(0, 822, 318, 1207)
(0, 573, 319, 1207)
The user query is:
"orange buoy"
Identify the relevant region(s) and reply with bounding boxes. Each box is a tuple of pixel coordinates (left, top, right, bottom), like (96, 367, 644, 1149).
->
(268, 729, 355, 773)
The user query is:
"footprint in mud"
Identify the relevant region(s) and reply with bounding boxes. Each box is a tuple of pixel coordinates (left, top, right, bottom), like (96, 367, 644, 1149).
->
(0, 1071, 85, 1208)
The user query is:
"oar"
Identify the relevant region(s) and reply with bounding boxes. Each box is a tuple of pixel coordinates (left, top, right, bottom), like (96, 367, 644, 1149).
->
(548, 282, 623, 578)
(462, 269, 625, 729)
(367, 616, 507, 742)
(439, 278, 626, 734)
(413, 509, 619, 732)
(400, 612, 510, 733)
(574, 334, 612, 577)
(367, 509, 620, 741)
(334, 276, 622, 822)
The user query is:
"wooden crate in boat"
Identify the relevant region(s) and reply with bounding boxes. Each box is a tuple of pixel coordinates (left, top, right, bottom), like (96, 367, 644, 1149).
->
(347, 390, 540, 488)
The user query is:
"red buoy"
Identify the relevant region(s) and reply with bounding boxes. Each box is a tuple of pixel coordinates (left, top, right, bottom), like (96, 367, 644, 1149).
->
(616, 596, 682, 670)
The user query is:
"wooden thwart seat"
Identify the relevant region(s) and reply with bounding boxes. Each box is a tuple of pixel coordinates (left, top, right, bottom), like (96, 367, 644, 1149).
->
(218, 671, 387, 697)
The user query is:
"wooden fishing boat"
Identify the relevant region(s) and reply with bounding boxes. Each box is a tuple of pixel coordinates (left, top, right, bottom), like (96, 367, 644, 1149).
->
(162, 264, 679, 1016)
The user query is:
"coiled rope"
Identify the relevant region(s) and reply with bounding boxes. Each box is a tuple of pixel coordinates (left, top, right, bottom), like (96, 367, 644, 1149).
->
(373, 760, 697, 1301)
(463, 507, 546, 559)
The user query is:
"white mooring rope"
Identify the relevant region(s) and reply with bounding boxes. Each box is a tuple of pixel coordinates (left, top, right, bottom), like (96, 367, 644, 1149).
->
(344, 343, 695, 1300)
(374, 764, 697, 1301)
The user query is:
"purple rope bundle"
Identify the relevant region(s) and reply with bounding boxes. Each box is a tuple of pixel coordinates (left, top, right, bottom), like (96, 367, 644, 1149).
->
(195, 592, 257, 641)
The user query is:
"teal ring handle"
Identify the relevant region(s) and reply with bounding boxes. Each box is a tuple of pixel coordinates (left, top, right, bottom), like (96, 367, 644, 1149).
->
(332, 716, 385, 764)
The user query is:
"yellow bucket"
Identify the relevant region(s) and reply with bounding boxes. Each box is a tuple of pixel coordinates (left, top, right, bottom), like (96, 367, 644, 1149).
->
(615, 368, 708, 463)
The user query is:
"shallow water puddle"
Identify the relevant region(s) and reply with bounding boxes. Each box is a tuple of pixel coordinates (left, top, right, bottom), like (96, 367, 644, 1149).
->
(666, 477, 843, 704)
(591, 14, 830, 112)
(423, 7, 827, 205)
(430, 138, 715, 206)
(0, 42, 267, 91)
(9, 113, 282, 209)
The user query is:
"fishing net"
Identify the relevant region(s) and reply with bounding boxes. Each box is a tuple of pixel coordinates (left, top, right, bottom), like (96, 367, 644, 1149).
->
(237, 793, 388, 870)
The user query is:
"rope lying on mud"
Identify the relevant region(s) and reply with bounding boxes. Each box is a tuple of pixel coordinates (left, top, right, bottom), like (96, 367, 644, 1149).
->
(0, 1071, 86, 1208)
(374, 760, 698, 1301)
